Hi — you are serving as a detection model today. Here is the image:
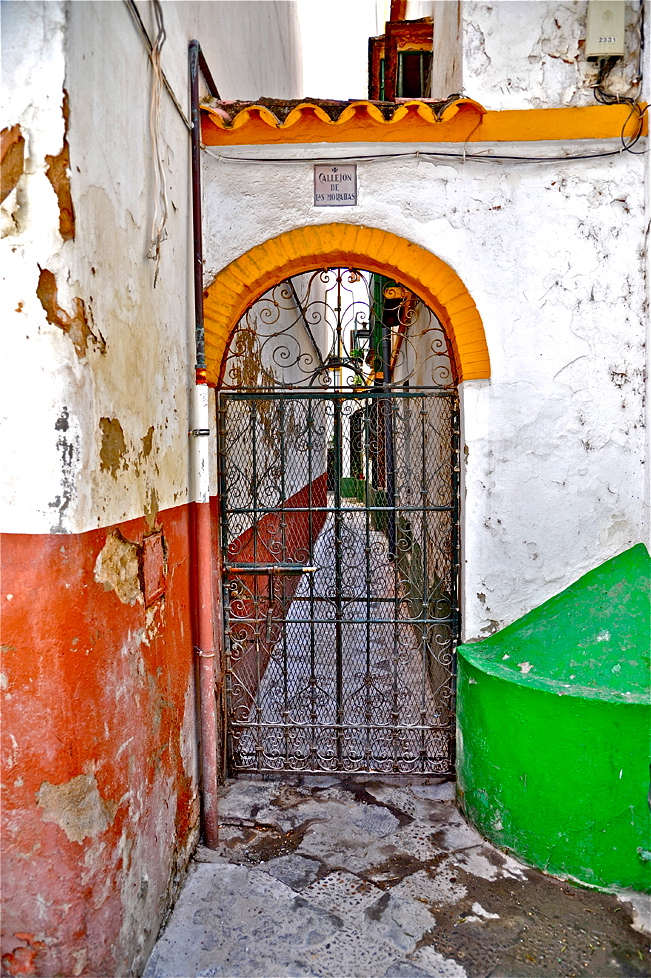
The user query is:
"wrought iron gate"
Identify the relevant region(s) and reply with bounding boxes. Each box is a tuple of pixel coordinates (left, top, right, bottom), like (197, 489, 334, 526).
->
(217, 269, 460, 775)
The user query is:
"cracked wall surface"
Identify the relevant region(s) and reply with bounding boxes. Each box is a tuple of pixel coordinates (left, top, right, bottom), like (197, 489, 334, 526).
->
(2, 509, 202, 977)
(1, 0, 302, 535)
(461, 1, 643, 109)
(202, 131, 648, 639)
(1, 2, 303, 976)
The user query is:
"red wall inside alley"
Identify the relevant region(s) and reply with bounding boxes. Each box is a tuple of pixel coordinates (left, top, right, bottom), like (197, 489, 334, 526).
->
(1, 504, 201, 977)
(225, 474, 329, 720)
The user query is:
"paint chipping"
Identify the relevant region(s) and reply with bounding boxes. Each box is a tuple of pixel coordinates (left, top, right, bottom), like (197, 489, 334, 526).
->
(1, 125, 25, 204)
(72, 949, 87, 976)
(44, 92, 75, 240)
(36, 267, 103, 358)
(142, 426, 155, 457)
(144, 487, 160, 531)
(48, 406, 78, 533)
(99, 418, 128, 477)
(471, 901, 500, 919)
(180, 681, 198, 780)
(94, 530, 143, 605)
(142, 529, 166, 604)
(1, 933, 46, 977)
(36, 774, 116, 844)
(616, 891, 651, 937)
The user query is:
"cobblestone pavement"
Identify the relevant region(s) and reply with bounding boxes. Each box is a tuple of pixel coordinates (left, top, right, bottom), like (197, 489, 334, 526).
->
(144, 776, 650, 978)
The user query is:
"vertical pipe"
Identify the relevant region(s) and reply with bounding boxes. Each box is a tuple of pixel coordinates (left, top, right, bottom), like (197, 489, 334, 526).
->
(189, 40, 220, 379)
(189, 40, 205, 381)
(189, 40, 221, 848)
(191, 385, 219, 848)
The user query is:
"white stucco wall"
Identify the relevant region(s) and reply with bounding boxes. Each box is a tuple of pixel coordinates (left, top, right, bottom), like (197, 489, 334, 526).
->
(353, 1, 644, 108)
(1, 0, 302, 534)
(462, 0, 643, 109)
(202, 136, 648, 638)
(1, 0, 73, 532)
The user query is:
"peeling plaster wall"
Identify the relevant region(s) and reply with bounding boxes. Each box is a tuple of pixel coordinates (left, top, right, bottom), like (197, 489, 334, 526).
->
(1, 0, 303, 535)
(1, 2, 302, 975)
(1, 1, 77, 534)
(1, 1, 648, 970)
(202, 139, 648, 640)
(373, 1, 645, 107)
(461, 1, 644, 109)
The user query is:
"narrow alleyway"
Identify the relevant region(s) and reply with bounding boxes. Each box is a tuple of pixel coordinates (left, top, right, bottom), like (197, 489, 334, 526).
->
(143, 776, 649, 978)
(235, 503, 446, 774)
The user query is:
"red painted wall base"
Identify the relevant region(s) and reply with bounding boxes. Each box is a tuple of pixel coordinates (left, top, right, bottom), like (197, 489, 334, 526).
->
(1, 503, 201, 977)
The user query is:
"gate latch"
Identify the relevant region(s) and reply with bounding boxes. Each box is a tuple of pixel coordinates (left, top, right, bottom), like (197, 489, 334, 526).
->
(226, 564, 318, 574)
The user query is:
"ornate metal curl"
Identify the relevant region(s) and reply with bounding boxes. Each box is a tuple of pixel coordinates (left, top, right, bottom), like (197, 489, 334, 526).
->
(219, 267, 456, 392)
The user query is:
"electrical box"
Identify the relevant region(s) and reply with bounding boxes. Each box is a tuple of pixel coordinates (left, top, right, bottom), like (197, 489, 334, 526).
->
(585, 1, 626, 60)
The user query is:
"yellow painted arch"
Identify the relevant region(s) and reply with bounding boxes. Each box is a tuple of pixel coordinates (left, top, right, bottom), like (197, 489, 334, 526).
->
(203, 224, 490, 386)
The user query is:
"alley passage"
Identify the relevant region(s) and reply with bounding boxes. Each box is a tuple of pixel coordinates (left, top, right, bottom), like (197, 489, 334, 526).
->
(233, 501, 449, 773)
(218, 268, 461, 776)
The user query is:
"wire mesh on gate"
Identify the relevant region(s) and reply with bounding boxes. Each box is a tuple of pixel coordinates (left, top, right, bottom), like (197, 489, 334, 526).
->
(217, 269, 460, 774)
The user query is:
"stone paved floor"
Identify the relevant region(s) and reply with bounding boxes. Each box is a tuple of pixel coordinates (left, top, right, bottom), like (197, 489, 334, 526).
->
(144, 776, 650, 978)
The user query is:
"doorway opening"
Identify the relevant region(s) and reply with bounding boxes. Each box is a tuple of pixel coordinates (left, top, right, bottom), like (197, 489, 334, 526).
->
(217, 267, 459, 775)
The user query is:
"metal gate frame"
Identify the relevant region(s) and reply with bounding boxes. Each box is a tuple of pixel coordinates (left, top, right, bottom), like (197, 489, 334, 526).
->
(217, 386, 460, 776)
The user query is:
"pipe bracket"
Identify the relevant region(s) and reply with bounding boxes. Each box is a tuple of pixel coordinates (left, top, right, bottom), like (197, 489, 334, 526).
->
(194, 646, 216, 658)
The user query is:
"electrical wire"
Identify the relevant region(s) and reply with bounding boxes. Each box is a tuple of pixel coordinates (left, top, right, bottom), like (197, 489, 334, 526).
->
(202, 81, 647, 168)
(617, 100, 649, 153)
(146, 0, 169, 286)
(120, 0, 648, 172)
(201, 5, 647, 171)
(123, 0, 192, 131)
(203, 140, 647, 168)
(120, 0, 647, 165)
(591, 2, 648, 154)
(592, 60, 647, 153)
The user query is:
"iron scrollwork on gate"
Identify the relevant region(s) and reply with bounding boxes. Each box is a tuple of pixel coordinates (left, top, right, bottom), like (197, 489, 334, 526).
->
(218, 269, 460, 774)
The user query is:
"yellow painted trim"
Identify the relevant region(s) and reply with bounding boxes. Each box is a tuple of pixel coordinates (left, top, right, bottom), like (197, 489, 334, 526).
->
(477, 104, 645, 142)
(201, 101, 646, 147)
(203, 225, 490, 386)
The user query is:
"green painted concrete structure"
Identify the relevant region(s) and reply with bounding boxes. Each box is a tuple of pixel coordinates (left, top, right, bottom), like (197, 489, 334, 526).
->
(456, 544, 650, 893)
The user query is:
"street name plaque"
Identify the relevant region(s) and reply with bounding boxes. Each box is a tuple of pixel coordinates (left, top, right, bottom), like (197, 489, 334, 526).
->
(314, 164, 357, 206)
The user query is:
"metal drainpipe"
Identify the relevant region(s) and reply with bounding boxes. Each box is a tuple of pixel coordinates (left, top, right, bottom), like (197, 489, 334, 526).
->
(189, 39, 221, 849)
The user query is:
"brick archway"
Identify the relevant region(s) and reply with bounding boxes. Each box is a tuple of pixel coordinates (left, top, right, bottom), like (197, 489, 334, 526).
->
(202, 224, 490, 385)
